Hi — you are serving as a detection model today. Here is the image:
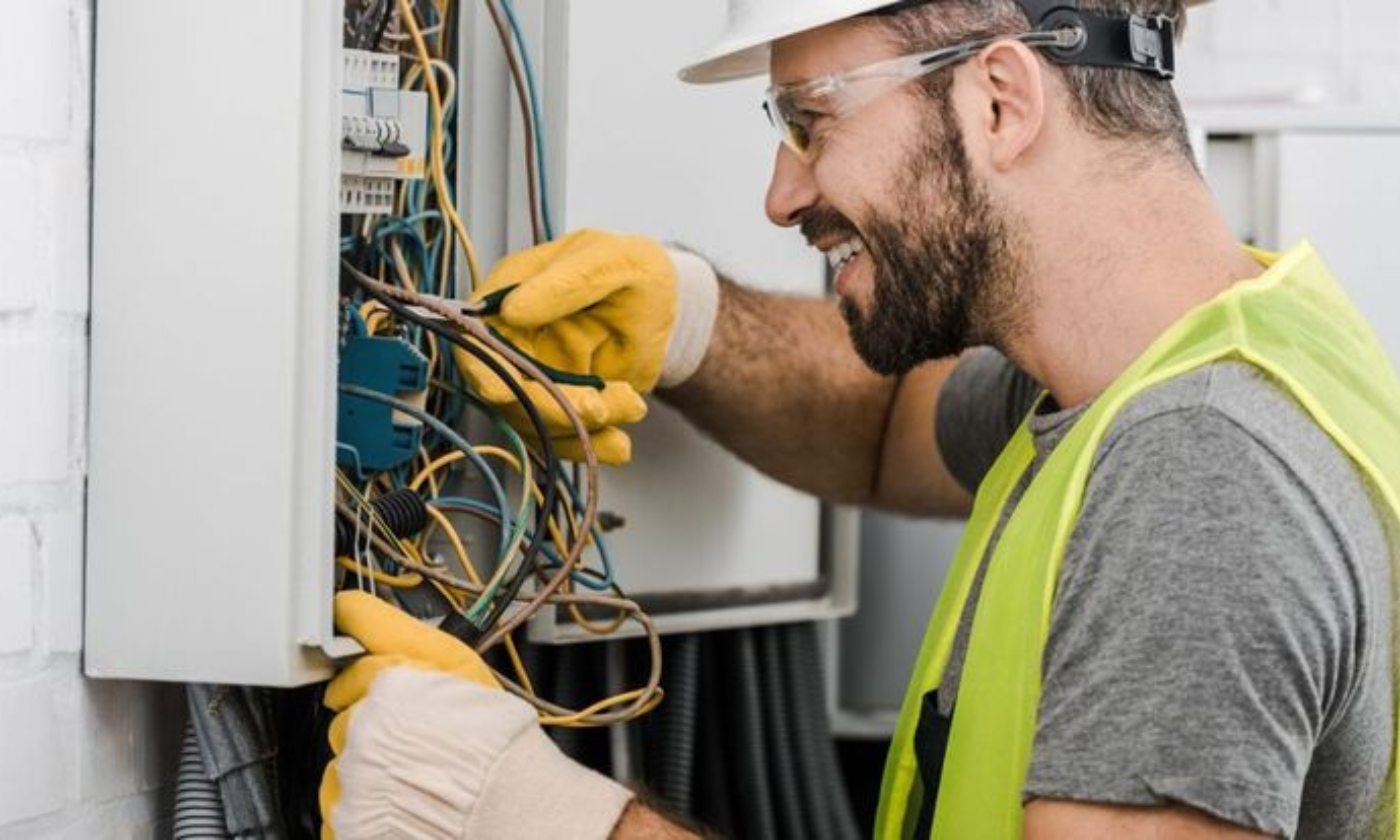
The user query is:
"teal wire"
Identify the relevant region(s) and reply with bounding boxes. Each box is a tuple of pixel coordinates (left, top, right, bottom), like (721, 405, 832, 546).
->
(431, 497, 613, 590)
(450, 386, 614, 589)
(498, 0, 555, 239)
(338, 384, 513, 561)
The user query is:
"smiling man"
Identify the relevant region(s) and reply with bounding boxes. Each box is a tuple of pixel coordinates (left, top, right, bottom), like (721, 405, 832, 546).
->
(319, 2, 1400, 838)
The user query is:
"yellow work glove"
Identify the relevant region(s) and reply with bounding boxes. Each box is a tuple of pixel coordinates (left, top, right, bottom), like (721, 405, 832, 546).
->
(319, 591, 634, 840)
(456, 229, 719, 465)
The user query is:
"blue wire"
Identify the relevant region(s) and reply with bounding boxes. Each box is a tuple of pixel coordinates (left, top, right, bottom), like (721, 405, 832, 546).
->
(335, 443, 367, 479)
(338, 384, 513, 561)
(343, 304, 369, 341)
(451, 387, 615, 589)
(498, 0, 556, 239)
(553, 466, 615, 589)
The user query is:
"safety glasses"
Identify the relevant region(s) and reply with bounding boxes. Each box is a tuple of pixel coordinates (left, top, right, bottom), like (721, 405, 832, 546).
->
(762, 28, 1080, 162)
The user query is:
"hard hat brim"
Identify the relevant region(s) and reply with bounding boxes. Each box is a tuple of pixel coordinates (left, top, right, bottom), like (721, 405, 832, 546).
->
(679, 43, 771, 85)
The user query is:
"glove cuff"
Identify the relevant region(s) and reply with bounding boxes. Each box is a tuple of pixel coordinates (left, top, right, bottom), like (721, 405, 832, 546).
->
(461, 724, 635, 840)
(659, 248, 720, 389)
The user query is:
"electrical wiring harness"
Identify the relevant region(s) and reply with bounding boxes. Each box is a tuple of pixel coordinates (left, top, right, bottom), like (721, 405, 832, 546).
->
(334, 0, 661, 729)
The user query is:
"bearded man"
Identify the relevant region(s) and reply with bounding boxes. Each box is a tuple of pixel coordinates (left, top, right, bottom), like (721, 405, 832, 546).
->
(319, 1, 1400, 838)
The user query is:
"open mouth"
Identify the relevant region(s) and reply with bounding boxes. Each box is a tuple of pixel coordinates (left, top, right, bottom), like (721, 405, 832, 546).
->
(824, 235, 865, 276)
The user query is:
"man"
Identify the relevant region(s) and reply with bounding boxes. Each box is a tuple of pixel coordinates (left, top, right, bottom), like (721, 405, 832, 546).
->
(319, 1, 1400, 837)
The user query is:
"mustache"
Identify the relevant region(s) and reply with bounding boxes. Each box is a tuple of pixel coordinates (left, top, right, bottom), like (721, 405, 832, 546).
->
(800, 208, 860, 246)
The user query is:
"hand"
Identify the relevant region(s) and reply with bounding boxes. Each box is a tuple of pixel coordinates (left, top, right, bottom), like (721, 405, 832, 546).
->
(456, 229, 718, 465)
(319, 592, 634, 839)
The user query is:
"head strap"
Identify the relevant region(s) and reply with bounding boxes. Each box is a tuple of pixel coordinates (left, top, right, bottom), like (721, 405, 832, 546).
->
(1018, 0, 1175, 78)
(867, 0, 1176, 79)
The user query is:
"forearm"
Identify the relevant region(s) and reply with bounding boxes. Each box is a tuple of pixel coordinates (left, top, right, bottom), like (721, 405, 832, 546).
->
(608, 800, 710, 840)
(660, 275, 898, 505)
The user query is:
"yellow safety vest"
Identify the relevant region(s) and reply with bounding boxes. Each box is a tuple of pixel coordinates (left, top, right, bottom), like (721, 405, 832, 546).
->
(874, 241, 1400, 839)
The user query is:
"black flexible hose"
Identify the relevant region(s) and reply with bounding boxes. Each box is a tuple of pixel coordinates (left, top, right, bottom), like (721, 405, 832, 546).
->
(694, 639, 736, 836)
(174, 720, 230, 839)
(757, 626, 807, 838)
(334, 487, 428, 556)
(731, 629, 778, 840)
(782, 623, 837, 840)
(787, 623, 861, 840)
(655, 633, 700, 815)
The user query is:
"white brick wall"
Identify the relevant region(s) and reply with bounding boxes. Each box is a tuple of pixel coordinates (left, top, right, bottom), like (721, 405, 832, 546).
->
(0, 0, 179, 837)
(1177, 0, 1400, 110)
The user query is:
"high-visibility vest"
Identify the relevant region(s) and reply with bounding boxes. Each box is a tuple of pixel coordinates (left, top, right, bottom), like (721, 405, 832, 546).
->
(873, 241, 1400, 839)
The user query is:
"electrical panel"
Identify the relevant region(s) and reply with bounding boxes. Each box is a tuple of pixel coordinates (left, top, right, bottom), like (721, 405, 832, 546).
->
(87, 0, 857, 687)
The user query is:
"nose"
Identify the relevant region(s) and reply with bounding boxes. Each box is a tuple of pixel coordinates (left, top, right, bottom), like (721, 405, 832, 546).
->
(764, 144, 819, 228)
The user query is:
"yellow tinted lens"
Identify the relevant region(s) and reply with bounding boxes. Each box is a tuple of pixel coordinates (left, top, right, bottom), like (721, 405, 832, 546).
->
(765, 93, 812, 159)
(784, 121, 811, 156)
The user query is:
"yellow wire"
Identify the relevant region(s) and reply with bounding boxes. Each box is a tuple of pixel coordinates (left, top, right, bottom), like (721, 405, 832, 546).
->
(423, 504, 537, 696)
(398, 0, 482, 289)
(413, 450, 593, 692)
(400, 57, 458, 294)
(441, 449, 609, 627)
(542, 686, 665, 728)
(360, 301, 394, 335)
(411, 450, 464, 492)
(416, 446, 442, 498)
(436, 0, 451, 56)
(566, 593, 630, 636)
(340, 467, 647, 725)
(423, 504, 480, 584)
(335, 556, 423, 587)
(415, 445, 536, 617)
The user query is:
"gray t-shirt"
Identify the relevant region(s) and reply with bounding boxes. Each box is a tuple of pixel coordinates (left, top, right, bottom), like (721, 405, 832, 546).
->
(923, 349, 1394, 839)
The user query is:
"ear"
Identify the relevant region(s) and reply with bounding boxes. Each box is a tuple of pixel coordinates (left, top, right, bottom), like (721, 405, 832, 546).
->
(968, 39, 1047, 171)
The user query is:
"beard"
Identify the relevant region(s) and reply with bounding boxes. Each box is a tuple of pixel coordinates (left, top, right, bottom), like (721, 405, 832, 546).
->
(808, 99, 1028, 375)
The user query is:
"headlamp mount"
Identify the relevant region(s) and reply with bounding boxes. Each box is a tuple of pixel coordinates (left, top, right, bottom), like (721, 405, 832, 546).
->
(867, 0, 1177, 80)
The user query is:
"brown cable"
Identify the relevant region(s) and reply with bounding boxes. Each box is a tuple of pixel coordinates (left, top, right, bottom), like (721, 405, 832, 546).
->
(342, 270, 662, 723)
(483, 0, 544, 244)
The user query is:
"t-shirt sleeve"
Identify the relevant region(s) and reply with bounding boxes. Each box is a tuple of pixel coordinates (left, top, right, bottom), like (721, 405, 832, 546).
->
(1024, 406, 1362, 838)
(935, 348, 1042, 494)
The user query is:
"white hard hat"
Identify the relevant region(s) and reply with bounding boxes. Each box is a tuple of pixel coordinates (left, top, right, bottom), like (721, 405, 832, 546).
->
(679, 0, 892, 85)
(678, 0, 1214, 85)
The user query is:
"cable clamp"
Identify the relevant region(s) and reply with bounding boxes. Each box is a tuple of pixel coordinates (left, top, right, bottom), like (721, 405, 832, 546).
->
(1128, 14, 1174, 79)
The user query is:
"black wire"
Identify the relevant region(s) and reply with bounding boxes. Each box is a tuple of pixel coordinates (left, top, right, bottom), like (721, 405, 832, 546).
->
(369, 0, 395, 50)
(443, 0, 460, 71)
(344, 261, 562, 644)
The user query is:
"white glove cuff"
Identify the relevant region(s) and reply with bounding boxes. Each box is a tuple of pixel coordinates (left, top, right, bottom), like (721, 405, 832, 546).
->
(659, 248, 720, 389)
(462, 724, 635, 840)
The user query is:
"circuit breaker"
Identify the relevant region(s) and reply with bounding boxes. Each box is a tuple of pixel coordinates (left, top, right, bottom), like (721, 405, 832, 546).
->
(340, 49, 427, 213)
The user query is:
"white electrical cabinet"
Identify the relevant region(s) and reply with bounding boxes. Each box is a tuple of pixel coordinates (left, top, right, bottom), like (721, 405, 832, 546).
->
(825, 109, 1400, 735)
(87, 0, 342, 685)
(87, 0, 855, 685)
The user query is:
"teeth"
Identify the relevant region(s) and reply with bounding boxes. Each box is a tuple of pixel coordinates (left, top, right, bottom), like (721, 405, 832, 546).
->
(824, 236, 865, 273)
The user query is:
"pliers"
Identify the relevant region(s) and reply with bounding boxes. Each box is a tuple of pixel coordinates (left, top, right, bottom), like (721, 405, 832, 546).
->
(468, 284, 605, 391)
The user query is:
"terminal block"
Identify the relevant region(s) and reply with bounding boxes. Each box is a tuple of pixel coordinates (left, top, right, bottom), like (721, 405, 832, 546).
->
(336, 330, 429, 473)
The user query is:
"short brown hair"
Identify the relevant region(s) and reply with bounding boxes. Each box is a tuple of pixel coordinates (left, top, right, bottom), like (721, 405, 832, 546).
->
(870, 0, 1193, 160)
